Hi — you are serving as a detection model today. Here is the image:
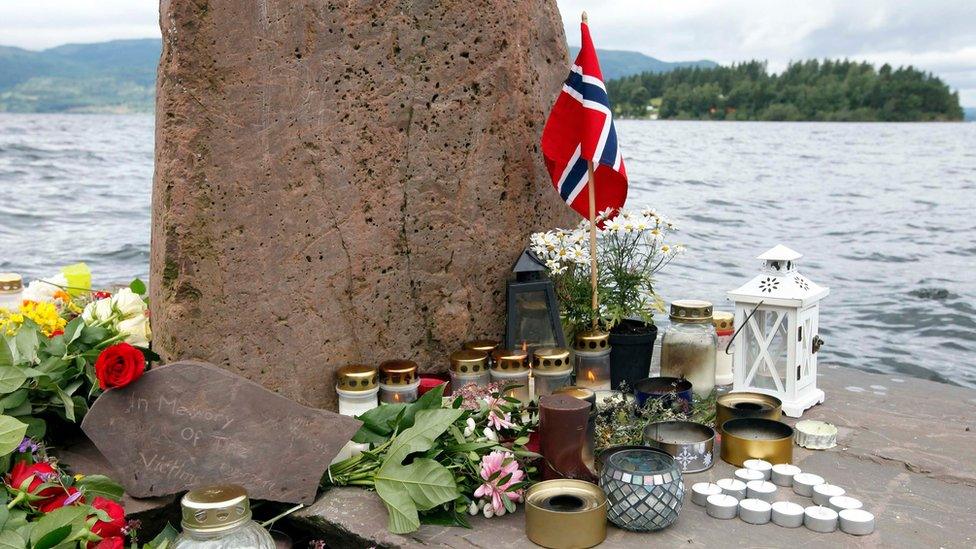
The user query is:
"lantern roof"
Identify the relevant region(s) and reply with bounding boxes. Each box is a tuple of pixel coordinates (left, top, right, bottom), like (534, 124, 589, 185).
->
(728, 245, 829, 307)
(512, 248, 545, 274)
(757, 244, 802, 261)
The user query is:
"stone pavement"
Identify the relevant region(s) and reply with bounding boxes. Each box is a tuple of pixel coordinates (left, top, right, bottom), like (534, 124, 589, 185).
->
(292, 365, 976, 548)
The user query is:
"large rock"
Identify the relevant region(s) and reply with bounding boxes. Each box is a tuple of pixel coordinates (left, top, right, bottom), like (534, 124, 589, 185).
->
(151, 0, 574, 408)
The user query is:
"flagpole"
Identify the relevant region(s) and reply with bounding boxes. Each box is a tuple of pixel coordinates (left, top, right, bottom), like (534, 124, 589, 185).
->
(587, 160, 598, 331)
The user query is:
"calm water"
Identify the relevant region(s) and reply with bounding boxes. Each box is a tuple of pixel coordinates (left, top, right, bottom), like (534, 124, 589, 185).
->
(1, 114, 974, 387)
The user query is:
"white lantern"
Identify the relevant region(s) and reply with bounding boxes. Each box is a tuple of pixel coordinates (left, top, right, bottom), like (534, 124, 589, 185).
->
(727, 245, 828, 417)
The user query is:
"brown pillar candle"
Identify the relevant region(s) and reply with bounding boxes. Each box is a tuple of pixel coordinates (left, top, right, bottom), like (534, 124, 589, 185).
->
(538, 394, 597, 482)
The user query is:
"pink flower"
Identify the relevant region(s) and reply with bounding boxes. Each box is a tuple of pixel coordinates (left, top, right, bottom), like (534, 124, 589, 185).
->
(487, 410, 514, 431)
(473, 450, 524, 514)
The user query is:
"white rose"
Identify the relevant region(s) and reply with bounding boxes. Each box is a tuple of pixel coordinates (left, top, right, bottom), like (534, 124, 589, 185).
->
(111, 288, 147, 319)
(82, 297, 114, 324)
(21, 273, 68, 303)
(117, 314, 152, 347)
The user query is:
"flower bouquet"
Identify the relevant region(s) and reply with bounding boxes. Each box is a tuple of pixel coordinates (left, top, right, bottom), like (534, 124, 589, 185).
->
(323, 383, 538, 534)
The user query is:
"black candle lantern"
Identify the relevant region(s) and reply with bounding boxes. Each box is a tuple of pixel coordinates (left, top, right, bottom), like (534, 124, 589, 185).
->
(505, 248, 566, 352)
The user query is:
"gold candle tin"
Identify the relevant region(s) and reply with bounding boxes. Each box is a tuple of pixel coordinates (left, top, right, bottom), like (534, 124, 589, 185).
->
(715, 392, 782, 436)
(720, 418, 794, 467)
(525, 479, 607, 549)
(335, 364, 378, 392)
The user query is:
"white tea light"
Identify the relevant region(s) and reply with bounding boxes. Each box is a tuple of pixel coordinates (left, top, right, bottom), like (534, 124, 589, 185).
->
(771, 463, 801, 486)
(828, 495, 863, 513)
(792, 472, 825, 497)
(716, 478, 747, 500)
(839, 508, 876, 536)
(691, 482, 723, 507)
(706, 494, 739, 520)
(734, 468, 765, 483)
(738, 498, 772, 525)
(743, 459, 773, 480)
(812, 483, 845, 506)
(795, 420, 838, 449)
(771, 501, 805, 528)
(746, 480, 777, 503)
(804, 505, 838, 533)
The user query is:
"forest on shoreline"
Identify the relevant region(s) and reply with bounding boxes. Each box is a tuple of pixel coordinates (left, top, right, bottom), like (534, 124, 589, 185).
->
(606, 60, 964, 121)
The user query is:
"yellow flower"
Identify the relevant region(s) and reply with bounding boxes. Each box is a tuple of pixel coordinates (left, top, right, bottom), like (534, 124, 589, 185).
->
(18, 300, 67, 337)
(661, 245, 671, 254)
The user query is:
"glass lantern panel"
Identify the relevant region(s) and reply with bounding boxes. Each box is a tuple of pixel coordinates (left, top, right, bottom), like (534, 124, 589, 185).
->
(744, 308, 788, 393)
(512, 289, 557, 350)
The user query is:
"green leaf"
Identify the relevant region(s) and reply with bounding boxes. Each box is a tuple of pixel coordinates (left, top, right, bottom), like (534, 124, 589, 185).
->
(0, 530, 25, 549)
(0, 339, 13, 368)
(375, 459, 459, 534)
(419, 505, 472, 529)
(19, 417, 45, 440)
(30, 505, 88, 549)
(78, 325, 109, 347)
(76, 475, 125, 501)
(13, 329, 37, 365)
(146, 523, 180, 548)
(0, 390, 27, 411)
(385, 408, 462, 465)
(351, 404, 408, 444)
(54, 387, 75, 422)
(0, 367, 23, 394)
(62, 317, 85, 345)
(0, 415, 27, 456)
(129, 278, 147, 295)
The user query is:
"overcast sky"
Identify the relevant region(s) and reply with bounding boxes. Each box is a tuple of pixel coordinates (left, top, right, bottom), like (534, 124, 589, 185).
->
(1, 0, 973, 104)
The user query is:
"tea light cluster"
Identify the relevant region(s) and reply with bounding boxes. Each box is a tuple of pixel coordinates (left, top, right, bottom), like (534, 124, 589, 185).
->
(691, 460, 875, 536)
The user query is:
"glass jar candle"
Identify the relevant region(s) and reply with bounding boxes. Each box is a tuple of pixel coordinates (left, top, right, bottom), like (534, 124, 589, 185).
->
(573, 330, 611, 391)
(378, 360, 420, 404)
(0, 273, 24, 311)
(553, 386, 597, 473)
(335, 364, 379, 416)
(532, 347, 572, 400)
(490, 348, 531, 404)
(660, 300, 717, 398)
(712, 311, 734, 389)
(173, 485, 275, 549)
(450, 350, 490, 390)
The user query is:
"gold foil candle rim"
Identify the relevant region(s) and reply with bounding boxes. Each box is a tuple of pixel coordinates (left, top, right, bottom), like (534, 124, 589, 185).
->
(450, 350, 488, 374)
(712, 311, 734, 332)
(532, 347, 572, 373)
(491, 349, 529, 373)
(719, 418, 794, 467)
(336, 364, 379, 392)
(0, 273, 22, 293)
(463, 339, 500, 354)
(669, 299, 714, 323)
(378, 359, 418, 386)
(574, 330, 610, 352)
(525, 479, 607, 549)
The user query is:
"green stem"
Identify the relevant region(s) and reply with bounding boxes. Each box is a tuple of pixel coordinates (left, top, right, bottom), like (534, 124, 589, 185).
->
(7, 492, 25, 509)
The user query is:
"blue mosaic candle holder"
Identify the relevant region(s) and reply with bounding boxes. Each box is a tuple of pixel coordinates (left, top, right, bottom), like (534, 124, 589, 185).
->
(599, 447, 684, 531)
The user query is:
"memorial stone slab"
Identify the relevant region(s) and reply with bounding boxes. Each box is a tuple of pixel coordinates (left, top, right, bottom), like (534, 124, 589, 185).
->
(81, 361, 360, 504)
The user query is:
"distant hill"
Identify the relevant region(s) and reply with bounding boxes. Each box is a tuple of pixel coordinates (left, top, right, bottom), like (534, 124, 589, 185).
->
(569, 47, 718, 80)
(0, 39, 159, 113)
(965, 107, 976, 121)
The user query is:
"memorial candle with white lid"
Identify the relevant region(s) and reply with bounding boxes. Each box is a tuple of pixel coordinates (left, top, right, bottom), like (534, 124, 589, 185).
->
(335, 364, 380, 416)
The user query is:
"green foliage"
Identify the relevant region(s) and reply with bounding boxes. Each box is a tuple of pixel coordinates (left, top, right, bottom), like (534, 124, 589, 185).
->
(607, 59, 964, 121)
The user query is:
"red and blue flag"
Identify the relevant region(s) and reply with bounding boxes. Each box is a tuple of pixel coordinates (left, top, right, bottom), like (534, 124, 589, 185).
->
(541, 20, 628, 220)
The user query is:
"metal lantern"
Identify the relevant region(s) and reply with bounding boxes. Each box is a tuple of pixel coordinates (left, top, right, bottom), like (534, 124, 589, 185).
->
(727, 245, 829, 418)
(505, 248, 566, 352)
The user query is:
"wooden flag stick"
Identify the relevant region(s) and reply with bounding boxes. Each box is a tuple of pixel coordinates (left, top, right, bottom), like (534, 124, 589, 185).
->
(587, 160, 598, 330)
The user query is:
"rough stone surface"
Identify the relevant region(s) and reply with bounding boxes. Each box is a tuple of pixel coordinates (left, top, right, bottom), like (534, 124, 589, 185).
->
(292, 366, 976, 548)
(81, 361, 361, 503)
(151, 0, 574, 409)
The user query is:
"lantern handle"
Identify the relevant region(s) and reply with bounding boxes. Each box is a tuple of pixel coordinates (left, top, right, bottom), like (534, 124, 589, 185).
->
(724, 300, 765, 355)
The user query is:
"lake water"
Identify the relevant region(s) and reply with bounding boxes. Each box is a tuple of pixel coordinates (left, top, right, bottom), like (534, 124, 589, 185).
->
(1, 114, 974, 387)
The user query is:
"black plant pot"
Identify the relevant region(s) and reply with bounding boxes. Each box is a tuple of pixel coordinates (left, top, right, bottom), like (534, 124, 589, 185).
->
(609, 320, 658, 391)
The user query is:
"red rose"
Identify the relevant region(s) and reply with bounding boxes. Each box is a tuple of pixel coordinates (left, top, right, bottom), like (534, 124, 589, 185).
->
(38, 486, 84, 513)
(92, 537, 125, 549)
(89, 497, 126, 541)
(94, 343, 146, 390)
(6, 461, 60, 501)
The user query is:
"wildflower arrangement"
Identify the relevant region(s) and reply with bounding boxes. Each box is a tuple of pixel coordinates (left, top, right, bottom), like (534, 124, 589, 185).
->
(323, 383, 537, 534)
(530, 207, 684, 333)
(594, 385, 716, 450)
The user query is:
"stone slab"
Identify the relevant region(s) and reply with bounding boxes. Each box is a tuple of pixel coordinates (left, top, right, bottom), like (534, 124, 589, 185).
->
(81, 360, 361, 503)
(150, 0, 576, 410)
(292, 366, 976, 547)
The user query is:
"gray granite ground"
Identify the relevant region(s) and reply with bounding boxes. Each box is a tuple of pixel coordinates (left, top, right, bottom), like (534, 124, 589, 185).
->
(292, 365, 976, 548)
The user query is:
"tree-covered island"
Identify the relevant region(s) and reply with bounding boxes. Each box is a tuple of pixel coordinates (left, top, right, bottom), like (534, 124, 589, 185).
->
(607, 60, 964, 121)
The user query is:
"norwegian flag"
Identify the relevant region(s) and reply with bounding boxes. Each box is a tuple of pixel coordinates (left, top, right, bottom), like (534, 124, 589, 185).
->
(541, 20, 628, 220)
